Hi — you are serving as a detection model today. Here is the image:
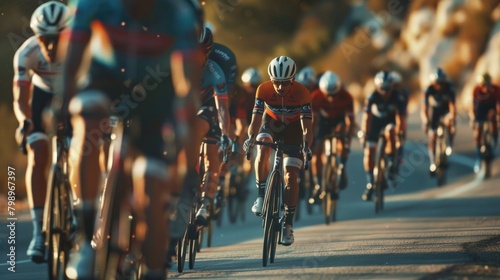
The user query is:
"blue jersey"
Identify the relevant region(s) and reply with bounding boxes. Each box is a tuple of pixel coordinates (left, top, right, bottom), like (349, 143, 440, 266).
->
(365, 90, 406, 124)
(69, 0, 201, 86)
(424, 82, 455, 113)
(200, 43, 238, 104)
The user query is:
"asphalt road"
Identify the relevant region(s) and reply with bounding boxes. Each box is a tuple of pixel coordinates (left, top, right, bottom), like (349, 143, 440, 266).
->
(1, 115, 500, 279)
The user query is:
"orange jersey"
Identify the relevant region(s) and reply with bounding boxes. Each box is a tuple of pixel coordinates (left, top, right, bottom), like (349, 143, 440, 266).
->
(311, 88, 354, 119)
(253, 81, 312, 124)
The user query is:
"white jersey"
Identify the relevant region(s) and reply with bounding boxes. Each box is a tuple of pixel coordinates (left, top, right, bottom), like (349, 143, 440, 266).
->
(13, 36, 63, 92)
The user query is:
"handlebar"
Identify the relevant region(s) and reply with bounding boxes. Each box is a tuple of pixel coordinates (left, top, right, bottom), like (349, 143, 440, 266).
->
(245, 135, 310, 170)
(202, 138, 229, 164)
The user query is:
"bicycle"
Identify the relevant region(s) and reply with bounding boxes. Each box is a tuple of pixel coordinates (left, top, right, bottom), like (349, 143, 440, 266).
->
(92, 116, 141, 280)
(320, 132, 344, 224)
(372, 131, 398, 214)
(246, 138, 308, 267)
(42, 132, 75, 280)
(434, 122, 450, 186)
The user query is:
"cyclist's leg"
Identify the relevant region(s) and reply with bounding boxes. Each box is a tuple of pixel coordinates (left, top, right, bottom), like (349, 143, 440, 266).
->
(25, 87, 51, 262)
(312, 116, 328, 190)
(383, 123, 397, 181)
(362, 120, 383, 201)
(66, 90, 110, 278)
(428, 110, 440, 174)
(335, 121, 349, 189)
(195, 140, 220, 225)
(281, 121, 303, 245)
(252, 115, 275, 215)
(195, 103, 221, 225)
(487, 109, 498, 149)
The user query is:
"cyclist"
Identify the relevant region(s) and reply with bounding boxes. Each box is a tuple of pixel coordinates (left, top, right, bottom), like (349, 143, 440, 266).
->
(12, 1, 70, 263)
(470, 73, 500, 172)
(57, 0, 203, 278)
(245, 56, 313, 246)
(421, 68, 457, 176)
(361, 71, 406, 201)
(310, 71, 354, 200)
(214, 68, 260, 206)
(296, 66, 318, 92)
(193, 26, 237, 226)
(391, 71, 410, 172)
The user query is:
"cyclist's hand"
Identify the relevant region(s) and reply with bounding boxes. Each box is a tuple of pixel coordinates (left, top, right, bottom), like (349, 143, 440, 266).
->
(16, 119, 32, 154)
(303, 146, 312, 162)
(220, 134, 232, 152)
(422, 121, 429, 133)
(243, 136, 255, 159)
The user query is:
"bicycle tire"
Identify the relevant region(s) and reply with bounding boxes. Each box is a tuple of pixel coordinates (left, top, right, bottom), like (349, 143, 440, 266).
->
(262, 171, 281, 266)
(46, 164, 65, 280)
(188, 224, 200, 269)
(269, 171, 281, 264)
(322, 158, 333, 225)
(177, 228, 188, 273)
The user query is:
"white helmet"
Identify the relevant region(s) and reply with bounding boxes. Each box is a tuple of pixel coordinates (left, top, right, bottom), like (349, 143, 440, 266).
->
(319, 71, 341, 96)
(30, 1, 71, 36)
(296, 66, 317, 87)
(391, 71, 402, 84)
(241, 68, 262, 86)
(374, 70, 392, 92)
(268, 56, 296, 81)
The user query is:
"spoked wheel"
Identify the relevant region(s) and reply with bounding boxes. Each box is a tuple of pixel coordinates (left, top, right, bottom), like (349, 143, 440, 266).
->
(262, 171, 280, 267)
(188, 224, 198, 269)
(177, 228, 188, 273)
(46, 165, 68, 280)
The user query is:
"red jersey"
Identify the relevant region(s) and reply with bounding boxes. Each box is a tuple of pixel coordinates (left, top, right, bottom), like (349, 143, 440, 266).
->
(311, 88, 354, 119)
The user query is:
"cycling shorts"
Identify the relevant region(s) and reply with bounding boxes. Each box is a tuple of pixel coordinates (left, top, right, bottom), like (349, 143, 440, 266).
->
(366, 117, 393, 143)
(31, 86, 54, 134)
(258, 113, 302, 159)
(197, 98, 222, 141)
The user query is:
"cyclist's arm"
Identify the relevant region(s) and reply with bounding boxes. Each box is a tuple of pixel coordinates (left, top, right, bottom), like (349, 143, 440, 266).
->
(345, 93, 355, 137)
(421, 90, 430, 125)
(248, 97, 264, 138)
(235, 117, 248, 145)
(362, 97, 372, 135)
(12, 46, 34, 126)
(300, 103, 313, 146)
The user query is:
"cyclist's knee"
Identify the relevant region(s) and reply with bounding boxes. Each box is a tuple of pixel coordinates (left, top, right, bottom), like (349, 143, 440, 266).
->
(69, 90, 110, 128)
(256, 132, 272, 155)
(133, 156, 169, 181)
(26, 132, 50, 164)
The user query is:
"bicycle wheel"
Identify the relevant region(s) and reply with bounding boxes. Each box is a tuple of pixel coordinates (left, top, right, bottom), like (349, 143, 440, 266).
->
(46, 164, 65, 280)
(269, 172, 281, 264)
(177, 228, 188, 273)
(262, 171, 280, 266)
(374, 139, 386, 214)
(188, 223, 198, 269)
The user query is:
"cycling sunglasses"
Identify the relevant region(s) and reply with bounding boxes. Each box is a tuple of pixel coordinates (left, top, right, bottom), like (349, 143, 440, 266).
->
(271, 79, 293, 86)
